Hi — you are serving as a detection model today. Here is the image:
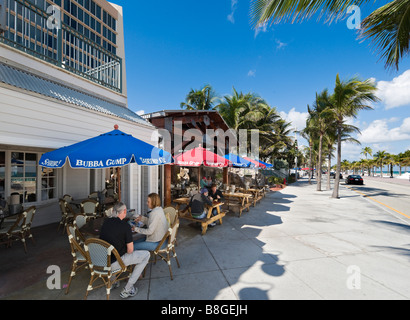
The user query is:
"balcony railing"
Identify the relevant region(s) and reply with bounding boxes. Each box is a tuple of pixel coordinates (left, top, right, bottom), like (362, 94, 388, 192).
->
(0, 0, 122, 93)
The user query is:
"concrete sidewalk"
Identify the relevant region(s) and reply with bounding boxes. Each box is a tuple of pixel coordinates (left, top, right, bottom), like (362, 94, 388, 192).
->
(2, 178, 410, 300)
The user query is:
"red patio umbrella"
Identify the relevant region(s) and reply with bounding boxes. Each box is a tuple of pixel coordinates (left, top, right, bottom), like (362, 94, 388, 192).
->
(174, 146, 230, 167)
(243, 157, 266, 169)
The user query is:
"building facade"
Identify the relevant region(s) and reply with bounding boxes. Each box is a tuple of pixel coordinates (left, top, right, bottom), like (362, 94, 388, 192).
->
(0, 0, 158, 227)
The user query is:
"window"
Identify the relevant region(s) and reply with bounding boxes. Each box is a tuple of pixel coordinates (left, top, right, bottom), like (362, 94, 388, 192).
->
(41, 168, 56, 201)
(0, 150, 58, 205)
(11, 152, 38, 204)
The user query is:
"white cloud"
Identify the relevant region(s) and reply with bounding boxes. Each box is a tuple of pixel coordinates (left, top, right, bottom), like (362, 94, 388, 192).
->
(275, 39, 287, 50)
(376, 69, 410, 109)
(247, 69, 256, 77)
(254, 22, 268, 38)
(227, 0, 238, 24)
(358, 117, 410, 143)
(135, 110, 145, 116)
(279, 108, 309, 131)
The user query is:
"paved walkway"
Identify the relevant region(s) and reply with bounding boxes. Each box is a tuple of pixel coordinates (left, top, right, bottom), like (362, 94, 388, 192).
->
(2, 178, 410, 300)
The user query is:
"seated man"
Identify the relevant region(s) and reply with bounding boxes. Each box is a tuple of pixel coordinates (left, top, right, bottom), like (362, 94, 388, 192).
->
(208, 184, 224, 217)
(189, 188, 212, 220)
(208, 184, 224, 202)
(100, 202, 150, 299)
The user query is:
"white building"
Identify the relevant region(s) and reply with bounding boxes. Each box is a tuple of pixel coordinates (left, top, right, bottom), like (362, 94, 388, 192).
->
(0, 0, 159, 227)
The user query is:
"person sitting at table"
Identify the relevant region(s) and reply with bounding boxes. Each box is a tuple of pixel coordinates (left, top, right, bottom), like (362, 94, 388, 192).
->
(208, 184, 224, 217)
(208, 184, 224, 202)
(189, 188, 216, 226)
(200, 176, 209, 189)
(132, 193, 169, 251)
(99, 202, 150, 299)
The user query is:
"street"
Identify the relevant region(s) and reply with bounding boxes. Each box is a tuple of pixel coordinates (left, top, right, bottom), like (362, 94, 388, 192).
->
(344, 176, 410, 222)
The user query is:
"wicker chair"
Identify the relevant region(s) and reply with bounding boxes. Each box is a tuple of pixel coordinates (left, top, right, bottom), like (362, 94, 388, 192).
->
(0, 214, 24, 249)
(164, 206, 178, 226)
(80, 199, 99, 220)
(65, 224, 88, 294)
(0, 206, 36, 253)
(63, 194, 73, 203)
(58, 199, 75, 233)
(73, 214, 88, 230)
(152, 217, 181, 280)
(83, 238, 134, 300)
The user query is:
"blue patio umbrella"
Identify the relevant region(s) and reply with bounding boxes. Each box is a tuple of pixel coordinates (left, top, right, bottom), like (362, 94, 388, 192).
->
(224, 153, 255, 168)
(39, 125, 173, 169)
(257, 159, 273, 168)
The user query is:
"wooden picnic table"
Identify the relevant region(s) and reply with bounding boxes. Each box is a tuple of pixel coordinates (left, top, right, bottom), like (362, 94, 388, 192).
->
(173, 197, 190, 212)
(178, 200, 226, 235)
(238, 188, 264, 206)
(222, 192, 252, 217)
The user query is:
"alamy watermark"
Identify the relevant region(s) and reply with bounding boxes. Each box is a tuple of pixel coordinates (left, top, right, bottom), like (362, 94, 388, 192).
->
(346, 5, 362, 30)
(152, 121, 261, 162)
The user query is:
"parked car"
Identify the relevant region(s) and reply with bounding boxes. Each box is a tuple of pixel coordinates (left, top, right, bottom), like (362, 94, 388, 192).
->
(345, 175, 364, 185)
(330, 172, 343, 179)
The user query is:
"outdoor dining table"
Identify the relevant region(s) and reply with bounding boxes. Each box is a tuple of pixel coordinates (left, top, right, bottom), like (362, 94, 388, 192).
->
(222, 192, 252, 217)
(178, 200, 226, 235)
(238, 188, 263, 206)
(79, 216, 145, 242)
(173, 197, 190, 212)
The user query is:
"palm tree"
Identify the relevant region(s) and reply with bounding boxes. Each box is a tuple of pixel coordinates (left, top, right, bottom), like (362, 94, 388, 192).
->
(330, 74, 379, 199)
(307, 89, 335, 191)
(250, 0, 410, 70)
(298, 117, 318, 185)
(180, 84, 218, 110)
(361, 147, 373, 160)
(373, 150, 389, 177)
(361, 146, 373, 175)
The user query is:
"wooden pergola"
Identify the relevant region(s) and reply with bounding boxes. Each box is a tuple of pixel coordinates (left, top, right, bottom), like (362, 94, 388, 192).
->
(142, 110, 235, 206)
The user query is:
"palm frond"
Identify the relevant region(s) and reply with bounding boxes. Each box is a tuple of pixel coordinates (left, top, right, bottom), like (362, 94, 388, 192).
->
(360, 0, 410, 70)
(250, 0, 373, 28)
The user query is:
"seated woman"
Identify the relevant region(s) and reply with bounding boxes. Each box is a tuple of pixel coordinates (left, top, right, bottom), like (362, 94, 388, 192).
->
(133, 193, 169, 251)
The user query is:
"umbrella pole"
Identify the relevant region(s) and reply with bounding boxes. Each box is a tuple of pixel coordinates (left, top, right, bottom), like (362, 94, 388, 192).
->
(117, 167, 121, 202)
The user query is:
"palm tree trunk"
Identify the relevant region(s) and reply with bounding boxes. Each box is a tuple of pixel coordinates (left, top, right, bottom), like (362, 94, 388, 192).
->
(308, 140, 313, 185)
(317, 134, 323, 191)
(327, 150, 331, 190)
(332, 124, 342, 199)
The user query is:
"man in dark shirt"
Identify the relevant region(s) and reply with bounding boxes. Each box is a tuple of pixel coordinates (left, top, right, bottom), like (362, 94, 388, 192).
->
(100, 202, 150, 299)
(189, 188, 212, 219)
(208, 184, 224, 202)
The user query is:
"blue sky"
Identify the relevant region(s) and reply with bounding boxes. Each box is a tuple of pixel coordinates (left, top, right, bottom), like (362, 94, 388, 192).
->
(113, 0, 410, 162)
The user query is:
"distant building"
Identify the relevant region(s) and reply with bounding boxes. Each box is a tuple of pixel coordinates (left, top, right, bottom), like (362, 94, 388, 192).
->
(0, 0, 158, 226)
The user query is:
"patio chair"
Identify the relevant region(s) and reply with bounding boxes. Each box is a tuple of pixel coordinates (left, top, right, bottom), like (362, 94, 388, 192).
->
(65, 224, 88, 295)
(80, 199, 99, 220)
(73, 214, 87, 229)
(88, 191, 98, 200)
(63, 194, 73, 203)
(0, 213, 25, 249)
(152, 218, 181, 280)
(58, 199, 75, 233)
(164, 206, 177, 226)
(1, 206, 36, 253)
(83, 238, 134, 300)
